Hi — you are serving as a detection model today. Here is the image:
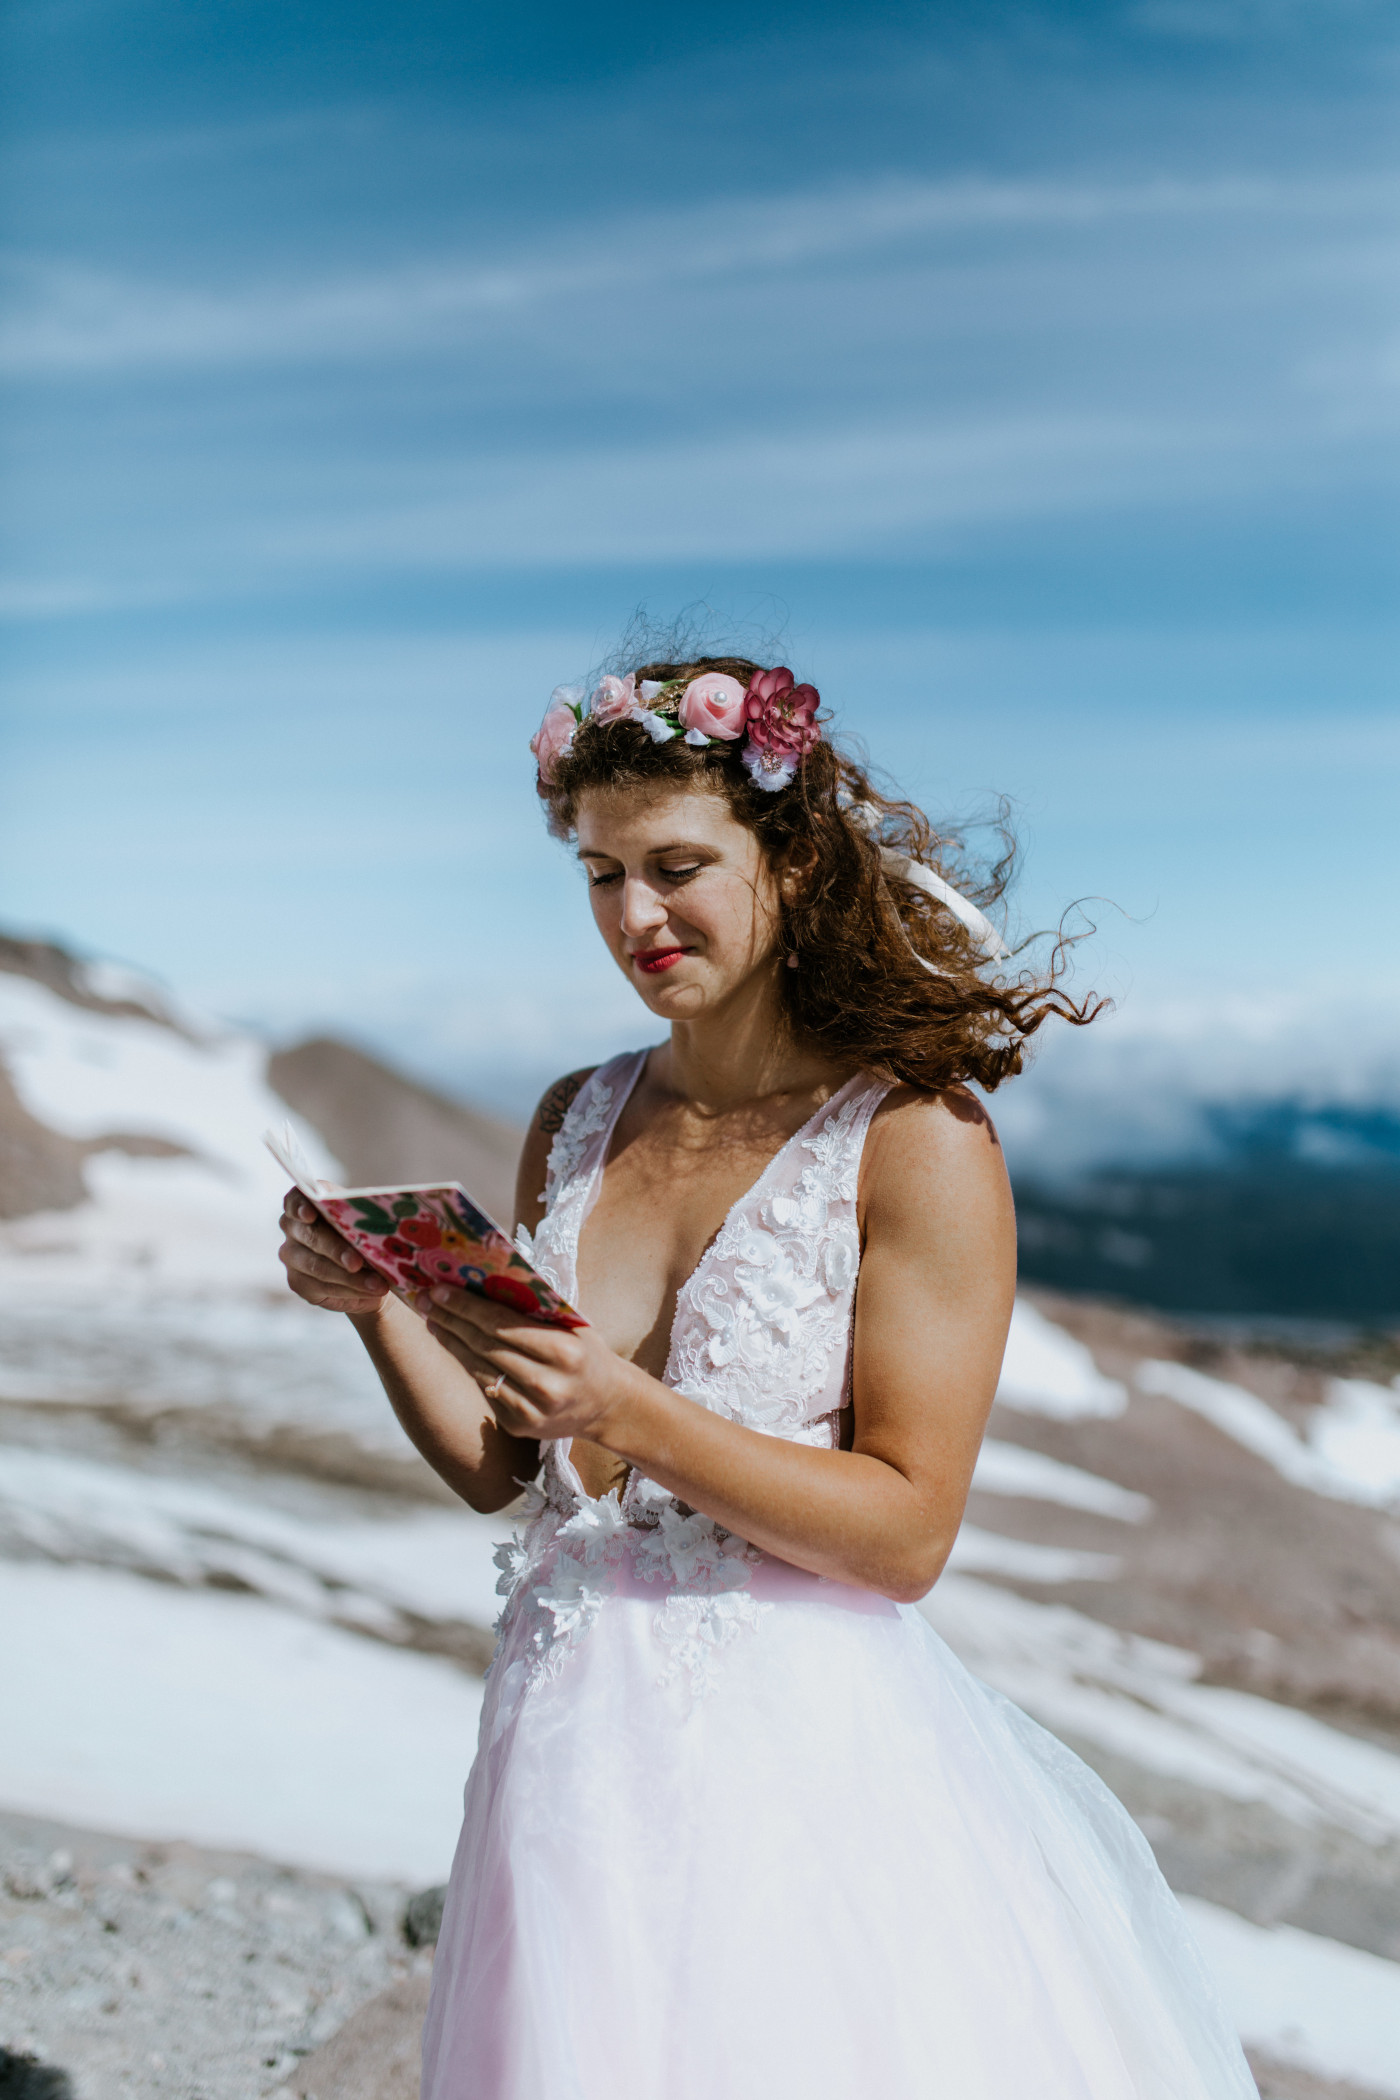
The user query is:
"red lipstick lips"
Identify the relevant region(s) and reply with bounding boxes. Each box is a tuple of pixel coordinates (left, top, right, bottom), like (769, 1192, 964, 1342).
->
(634, 947, 688, 974)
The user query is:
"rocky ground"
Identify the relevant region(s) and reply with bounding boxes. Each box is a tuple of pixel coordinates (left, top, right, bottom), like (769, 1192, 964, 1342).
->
(0, 1807, 431, 2100)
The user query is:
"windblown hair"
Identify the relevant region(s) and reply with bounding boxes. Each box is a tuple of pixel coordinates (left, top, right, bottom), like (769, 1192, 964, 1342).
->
(542, 654, 1103, 1094)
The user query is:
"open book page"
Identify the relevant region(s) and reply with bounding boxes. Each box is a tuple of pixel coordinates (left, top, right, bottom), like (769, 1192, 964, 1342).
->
(264, 1120, 336, 1202)
(262, 1126, 583, 1328)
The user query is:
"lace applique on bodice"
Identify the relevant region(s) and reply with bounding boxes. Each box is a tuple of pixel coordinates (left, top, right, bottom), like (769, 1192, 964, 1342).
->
(496, 1051, 892, 1709)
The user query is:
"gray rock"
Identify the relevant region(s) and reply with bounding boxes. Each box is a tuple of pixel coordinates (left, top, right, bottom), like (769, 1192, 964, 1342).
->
(0, 2050, 75, 2100)
(402, 1884, 446, 1949)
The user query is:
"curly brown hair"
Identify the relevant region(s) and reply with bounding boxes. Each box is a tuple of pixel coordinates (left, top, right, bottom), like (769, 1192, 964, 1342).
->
(541, 655, 1103, 1093)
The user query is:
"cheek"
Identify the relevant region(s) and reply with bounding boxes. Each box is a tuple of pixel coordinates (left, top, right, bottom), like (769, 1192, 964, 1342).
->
(695, 879, 778, 960)
(589, 886, 633, 961)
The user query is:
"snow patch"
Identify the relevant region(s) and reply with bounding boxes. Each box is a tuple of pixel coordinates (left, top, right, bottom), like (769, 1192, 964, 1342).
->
(0, 971, 337, 1295)
(1138, 1359, 1400, 1510)
(995, 1300, 1128, 1420)
(0, 1444, 506, 1630)
(0, 972, 304, 1165)
(0, 1561, 482, 1881)
(972, 1440, 1153, 1522)
(947, 1526, 1120, 1584)
(1183, 1898, 1400, 2097)
(1312, 1375, 1400, 1503)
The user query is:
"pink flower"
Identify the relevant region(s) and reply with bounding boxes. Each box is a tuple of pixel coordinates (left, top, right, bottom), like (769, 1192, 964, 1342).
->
(677, 673, 747, 741)
(589, 673, 639, 724)
(742, 666, 821, 764)
(530, 688, 582, 784)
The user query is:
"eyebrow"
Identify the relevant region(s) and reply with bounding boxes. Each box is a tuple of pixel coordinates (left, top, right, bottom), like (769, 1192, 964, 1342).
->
(575, 840, 714, 860)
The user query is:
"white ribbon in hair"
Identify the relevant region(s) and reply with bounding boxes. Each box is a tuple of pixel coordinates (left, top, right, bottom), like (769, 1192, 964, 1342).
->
(848, 801, 1010, 967)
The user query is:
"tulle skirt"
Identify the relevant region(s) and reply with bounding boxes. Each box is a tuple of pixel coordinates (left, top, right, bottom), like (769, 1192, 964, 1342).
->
(421, 1555, 1258, 2100)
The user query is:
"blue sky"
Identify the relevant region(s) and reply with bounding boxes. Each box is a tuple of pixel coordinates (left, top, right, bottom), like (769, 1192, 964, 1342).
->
(2, 0, 1397, 1115)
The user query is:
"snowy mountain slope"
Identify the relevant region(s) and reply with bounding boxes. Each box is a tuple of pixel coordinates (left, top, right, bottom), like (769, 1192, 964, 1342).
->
(0, 955, 333, 1294)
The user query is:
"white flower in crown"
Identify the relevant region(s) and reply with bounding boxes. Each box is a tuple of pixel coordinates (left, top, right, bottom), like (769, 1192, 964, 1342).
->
(590, 672, 675, 744)
(740, 744, 797, 792)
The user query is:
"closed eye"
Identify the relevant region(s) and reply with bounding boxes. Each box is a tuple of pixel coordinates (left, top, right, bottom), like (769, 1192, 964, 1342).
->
(585, 863, 705, 889)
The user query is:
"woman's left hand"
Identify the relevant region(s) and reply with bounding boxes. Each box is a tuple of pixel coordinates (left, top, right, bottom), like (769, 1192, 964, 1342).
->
(415, 1286, 642, 1448)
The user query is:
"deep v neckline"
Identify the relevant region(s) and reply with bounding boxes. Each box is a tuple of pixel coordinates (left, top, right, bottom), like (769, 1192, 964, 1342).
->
(552, 1053, 872, 1504)
(574, 1052, 868, 1336)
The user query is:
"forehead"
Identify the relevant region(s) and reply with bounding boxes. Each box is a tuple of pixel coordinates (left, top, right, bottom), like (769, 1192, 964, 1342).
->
(573, 782, 755, 857)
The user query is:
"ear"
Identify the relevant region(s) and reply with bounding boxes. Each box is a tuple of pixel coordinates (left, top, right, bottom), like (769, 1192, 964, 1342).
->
(778, 839, 819, 902)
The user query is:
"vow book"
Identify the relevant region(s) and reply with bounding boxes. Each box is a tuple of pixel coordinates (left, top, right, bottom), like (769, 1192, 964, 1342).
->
(264, 1123, 584, 1328)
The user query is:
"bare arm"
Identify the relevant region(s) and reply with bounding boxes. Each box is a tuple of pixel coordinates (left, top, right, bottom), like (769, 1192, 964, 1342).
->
(420, 1088, 1016, 1597)
(274, 1067, 594, 1513)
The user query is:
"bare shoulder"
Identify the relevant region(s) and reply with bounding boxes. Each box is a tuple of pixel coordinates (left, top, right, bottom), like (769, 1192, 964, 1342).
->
(535, 1067, 598, 1137)
(514, 1067, 598, 1231)
(860, 1083, 1013, 1238)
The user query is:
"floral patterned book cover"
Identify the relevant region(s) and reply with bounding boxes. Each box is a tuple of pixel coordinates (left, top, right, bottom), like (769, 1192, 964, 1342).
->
(263, 1123, 584, 1328)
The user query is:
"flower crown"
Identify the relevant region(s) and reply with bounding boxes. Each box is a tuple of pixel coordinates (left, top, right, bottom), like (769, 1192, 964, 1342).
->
(530, 665, 822, 793)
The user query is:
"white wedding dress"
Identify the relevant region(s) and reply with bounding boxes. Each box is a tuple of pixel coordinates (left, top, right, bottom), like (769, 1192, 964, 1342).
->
(421, 1054, 1258, 2100)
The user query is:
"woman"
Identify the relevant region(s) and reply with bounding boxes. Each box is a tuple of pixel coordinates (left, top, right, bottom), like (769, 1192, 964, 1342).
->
(279, 654, 1258, 2099)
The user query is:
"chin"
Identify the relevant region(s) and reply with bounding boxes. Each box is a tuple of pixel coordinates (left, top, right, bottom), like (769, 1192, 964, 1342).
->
(638, 976, 708, 1016)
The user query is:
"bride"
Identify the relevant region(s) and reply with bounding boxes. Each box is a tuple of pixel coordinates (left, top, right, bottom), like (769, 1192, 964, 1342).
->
(278, 653, 1258, 2099)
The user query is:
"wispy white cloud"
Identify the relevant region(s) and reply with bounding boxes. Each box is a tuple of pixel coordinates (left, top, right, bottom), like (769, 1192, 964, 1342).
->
(3, 169, 1396, 376)
(0, 406, 1319, 609)
(5, 388, 1386, 612)
(0, 575, 191, 619)
(255, 411, 1236, 564)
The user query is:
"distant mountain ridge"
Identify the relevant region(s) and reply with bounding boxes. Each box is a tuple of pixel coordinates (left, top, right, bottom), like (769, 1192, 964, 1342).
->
(1016, 1150, 1400, 1324)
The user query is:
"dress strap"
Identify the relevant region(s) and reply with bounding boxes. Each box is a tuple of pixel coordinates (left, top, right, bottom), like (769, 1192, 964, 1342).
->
(541, 1049, 647, 1219)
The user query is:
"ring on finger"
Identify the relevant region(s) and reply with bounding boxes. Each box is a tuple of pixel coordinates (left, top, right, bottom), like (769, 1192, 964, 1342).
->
(483, 1373, 508, 1401)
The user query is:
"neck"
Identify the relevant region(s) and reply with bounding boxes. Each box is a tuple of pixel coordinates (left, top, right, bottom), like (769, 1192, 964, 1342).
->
(657, 963, 847, 1114)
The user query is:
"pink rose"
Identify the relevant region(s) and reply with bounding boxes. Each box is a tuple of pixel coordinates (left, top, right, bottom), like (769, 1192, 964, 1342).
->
(589, 673, 639, 724)
(529, 689, 581, 784)
(742, 666, 821, 763)
(677, 673, 747, 741)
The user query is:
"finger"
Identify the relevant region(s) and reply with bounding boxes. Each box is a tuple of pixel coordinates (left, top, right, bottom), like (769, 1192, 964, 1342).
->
(426, 1323, 556, 1403)
(426, 1330, 546, 1436)
(484, 1389, 540, 1439)
(284, 1267, 389, 1313)
(281, 1210, 371, 1275)
(419, 1286, 561, 1354)
(318, 1287, 390, 1313)
(281, 1241, 387, 1294)
(420, 1303, 554, 1371)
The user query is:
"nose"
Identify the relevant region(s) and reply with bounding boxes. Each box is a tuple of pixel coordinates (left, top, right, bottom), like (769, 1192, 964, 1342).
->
(619, 875, 668, 941)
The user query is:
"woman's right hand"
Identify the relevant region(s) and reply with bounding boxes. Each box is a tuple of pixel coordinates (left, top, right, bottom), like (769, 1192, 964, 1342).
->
(278, 1188, 391, 1316)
